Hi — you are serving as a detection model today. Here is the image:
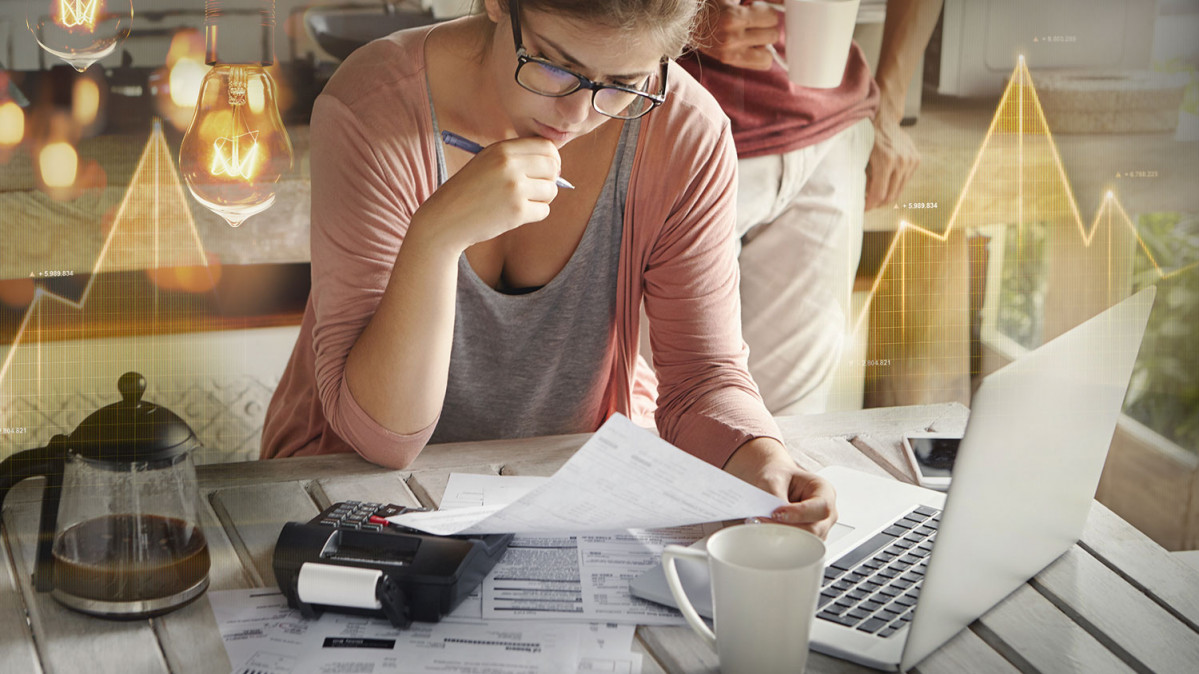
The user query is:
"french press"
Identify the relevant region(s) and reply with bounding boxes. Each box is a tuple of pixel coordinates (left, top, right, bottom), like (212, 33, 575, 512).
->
(0, 372, 210, 618)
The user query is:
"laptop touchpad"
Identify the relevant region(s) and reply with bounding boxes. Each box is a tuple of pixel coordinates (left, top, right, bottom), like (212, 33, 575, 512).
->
(826, 522, 855, 546)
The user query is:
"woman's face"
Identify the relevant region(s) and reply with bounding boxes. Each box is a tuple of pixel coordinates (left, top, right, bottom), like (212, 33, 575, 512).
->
(483, 1, 666, 147)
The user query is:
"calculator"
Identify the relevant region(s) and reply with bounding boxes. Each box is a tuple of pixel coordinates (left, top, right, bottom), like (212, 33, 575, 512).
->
(272, 501, 513, 627)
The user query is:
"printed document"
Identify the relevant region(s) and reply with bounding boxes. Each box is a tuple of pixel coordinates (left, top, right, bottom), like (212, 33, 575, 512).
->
(209, 589, 641, 674)
(437, 473, 716, 625)
(390, 413, 784, 535)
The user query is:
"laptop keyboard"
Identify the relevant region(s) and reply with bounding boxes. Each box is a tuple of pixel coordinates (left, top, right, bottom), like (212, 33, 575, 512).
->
(816, 505, 941, 638)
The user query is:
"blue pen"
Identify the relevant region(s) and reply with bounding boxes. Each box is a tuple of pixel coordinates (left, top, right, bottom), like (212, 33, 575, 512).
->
(440, 130, 575, 190)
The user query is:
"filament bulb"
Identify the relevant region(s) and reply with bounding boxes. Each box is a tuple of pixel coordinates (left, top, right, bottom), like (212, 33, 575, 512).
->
(179, 64, 293, 228)
(27, 0, 133, 72)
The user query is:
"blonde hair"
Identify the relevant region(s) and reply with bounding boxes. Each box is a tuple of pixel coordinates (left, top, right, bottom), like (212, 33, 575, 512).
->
(500, 0, 701, 59)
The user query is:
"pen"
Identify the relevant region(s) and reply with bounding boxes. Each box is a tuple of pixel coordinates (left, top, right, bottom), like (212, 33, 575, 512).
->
(440, 130, 576, 190)
(765, 44, 789, 73)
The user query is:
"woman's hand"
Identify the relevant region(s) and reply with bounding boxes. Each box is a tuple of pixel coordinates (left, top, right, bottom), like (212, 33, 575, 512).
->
(411, 136, 563, 253)
(724, 437, 838, 539)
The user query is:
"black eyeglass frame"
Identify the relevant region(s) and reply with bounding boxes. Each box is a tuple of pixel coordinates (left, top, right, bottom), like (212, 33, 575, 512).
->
(508, 0, 668, 120)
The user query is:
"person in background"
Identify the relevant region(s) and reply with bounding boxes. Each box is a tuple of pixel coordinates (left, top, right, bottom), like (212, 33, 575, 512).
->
(680, 0, 944, 414)
(262, 0, 837, 537)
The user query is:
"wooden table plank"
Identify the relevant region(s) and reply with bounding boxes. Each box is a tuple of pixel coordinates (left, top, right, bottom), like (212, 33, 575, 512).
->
(0, 478, 52, 506)
(777, 403, 969, 480)
(210, 481, 321, 588)
(634, 634, 668, 674)
(637, 624, 876, 674)
(849, 435, 916, 481)
(500, 457, 573, 477)
(313, 471, 422, 510)
(198, 453, 387, 490)
(2, 501, 169, 674)
(976, 584, 1134, 673)
(795, 437, 893, 477)
(1031, 546, 1199, 673)
(1079, 502, 1199, 630)
(197, 493, 256, 592)
(775, 403, 968, 443)
(151, 598, 231, 674)
(636, 625, 716, 674)
(912, 627, 1020, 674)
(152, 494, 250, 674)
(414, 434, 590, 471)
(408, 464, 502, 508)
(0, 519, 43, 674)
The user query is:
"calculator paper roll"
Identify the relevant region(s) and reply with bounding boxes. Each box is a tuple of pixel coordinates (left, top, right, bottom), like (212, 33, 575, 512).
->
(297, 563, 383, 610)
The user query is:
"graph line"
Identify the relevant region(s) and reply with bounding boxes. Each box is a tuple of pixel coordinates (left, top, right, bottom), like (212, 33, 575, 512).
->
(0, 119, 211, 394)
(852, 57, 1194, 338)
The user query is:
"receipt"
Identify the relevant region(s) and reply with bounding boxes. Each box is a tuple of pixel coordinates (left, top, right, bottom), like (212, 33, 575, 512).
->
(391, 414, 785, 536)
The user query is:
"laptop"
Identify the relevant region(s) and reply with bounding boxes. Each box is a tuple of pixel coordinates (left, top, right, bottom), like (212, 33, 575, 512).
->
(630, 288, 1155, 671)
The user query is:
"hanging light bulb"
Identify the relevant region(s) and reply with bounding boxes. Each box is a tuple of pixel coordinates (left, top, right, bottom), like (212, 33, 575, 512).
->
(180, 1, 292, 228)
(180, 64, 292, 227)
(26, 0, 133, 72)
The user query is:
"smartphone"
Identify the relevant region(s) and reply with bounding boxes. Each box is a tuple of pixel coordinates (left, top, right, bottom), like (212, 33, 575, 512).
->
(901, 433, 963, 491)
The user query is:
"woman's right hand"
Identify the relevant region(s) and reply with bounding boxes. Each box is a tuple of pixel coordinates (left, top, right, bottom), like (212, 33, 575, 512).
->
(410, 136, 563, 253)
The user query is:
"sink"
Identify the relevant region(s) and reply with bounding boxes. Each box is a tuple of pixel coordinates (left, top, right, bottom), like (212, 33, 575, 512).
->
(305, 7, 440, 62)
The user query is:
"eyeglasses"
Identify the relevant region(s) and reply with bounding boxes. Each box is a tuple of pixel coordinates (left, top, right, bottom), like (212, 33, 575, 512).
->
(509, 0, 667, 120)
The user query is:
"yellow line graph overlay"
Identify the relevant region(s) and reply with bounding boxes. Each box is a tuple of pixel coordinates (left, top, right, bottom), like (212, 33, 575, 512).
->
(853, 56, 1195, 339)
(0, 120, 213, 450)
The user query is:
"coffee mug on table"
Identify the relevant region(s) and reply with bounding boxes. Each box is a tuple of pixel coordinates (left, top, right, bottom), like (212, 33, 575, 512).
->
(662, 523, 826, 673)
(770, 0, 862, 88)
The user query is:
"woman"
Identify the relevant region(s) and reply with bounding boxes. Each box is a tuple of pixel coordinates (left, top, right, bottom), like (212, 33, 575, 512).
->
(262, 0, 836, 537)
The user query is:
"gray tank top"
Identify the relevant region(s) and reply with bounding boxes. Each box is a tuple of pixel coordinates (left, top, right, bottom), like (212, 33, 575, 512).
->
(428, 115, 640, 444)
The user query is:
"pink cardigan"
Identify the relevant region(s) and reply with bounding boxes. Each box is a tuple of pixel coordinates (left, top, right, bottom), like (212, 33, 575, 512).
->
(261, 24, 783, 469)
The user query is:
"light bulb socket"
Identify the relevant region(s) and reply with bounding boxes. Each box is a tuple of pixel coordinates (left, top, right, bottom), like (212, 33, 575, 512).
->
(205, 0, 276, 66)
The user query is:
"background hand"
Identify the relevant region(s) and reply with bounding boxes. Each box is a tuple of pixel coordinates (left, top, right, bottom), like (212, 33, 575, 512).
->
(865, 114, 921, 210)
(696, 0, 782, 71)
(724, 437, 838, 539)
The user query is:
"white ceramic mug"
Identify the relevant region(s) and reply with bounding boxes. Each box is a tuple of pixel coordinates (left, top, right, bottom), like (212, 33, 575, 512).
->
(769, 0, 861, 88)
(662, 523, 826, 673)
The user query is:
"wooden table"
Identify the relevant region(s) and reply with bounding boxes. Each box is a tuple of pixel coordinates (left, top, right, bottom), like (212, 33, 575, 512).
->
(3, 403, 1199, 673)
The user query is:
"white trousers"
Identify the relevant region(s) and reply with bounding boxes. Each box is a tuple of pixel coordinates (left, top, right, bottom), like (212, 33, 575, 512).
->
(736, 118, 874, 415)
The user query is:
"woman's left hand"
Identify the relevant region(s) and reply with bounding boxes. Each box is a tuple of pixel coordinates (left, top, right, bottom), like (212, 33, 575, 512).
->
(724, 437, 838, 539)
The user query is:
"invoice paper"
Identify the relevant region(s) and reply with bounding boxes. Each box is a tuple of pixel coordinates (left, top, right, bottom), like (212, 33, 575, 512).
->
(390, 413, 785, 535)
(209, 589, 642, 674)
(437, 472, 714, 626)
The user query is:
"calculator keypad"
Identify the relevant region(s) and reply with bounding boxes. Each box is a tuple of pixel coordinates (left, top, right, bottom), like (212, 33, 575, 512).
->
(313, 501, 429, 534)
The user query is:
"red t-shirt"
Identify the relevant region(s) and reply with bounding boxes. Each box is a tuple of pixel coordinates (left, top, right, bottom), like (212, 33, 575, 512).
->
(678, 37, 879, 159)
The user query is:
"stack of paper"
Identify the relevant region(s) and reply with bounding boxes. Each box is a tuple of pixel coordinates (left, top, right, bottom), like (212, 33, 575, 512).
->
(214, 414, 781, 673)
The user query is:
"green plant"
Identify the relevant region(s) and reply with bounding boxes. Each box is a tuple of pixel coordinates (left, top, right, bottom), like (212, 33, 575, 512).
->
(997, 223, 1049, 349)
(1124, 212, 1199, 454)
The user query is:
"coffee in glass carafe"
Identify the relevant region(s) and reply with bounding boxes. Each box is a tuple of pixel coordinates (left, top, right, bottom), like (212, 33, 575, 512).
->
(0, 372, 210, 618)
